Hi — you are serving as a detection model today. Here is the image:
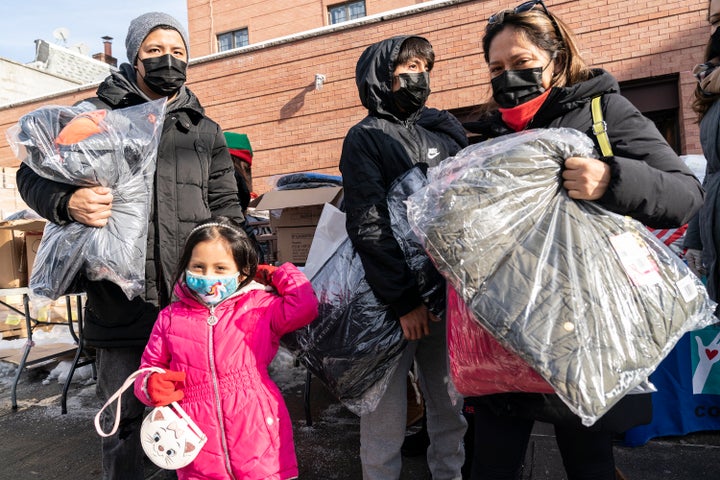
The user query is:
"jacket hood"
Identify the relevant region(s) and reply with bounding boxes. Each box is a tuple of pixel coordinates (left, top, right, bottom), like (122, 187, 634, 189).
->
(96, 63, 205, 117)
(356, 35, 426, 121)
(532, 69, 619, 125)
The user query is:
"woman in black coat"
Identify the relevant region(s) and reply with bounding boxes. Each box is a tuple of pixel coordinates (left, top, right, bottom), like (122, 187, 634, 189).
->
(463, 2, 703, 479)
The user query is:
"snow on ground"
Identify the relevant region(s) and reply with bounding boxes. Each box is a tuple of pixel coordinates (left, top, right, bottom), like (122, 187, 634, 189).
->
(1, 324, 307, 396)
(0, 325, 81, 386)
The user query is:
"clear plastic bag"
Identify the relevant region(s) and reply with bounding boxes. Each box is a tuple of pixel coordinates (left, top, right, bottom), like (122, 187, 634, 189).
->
(283, 233, 407, 415)
(6, 98, 166, 300)
(282, 165, 442, 415)
(407, 128, 717, 426)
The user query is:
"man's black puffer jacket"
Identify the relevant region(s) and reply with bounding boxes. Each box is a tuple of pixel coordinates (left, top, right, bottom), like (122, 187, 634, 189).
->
(339, 35, 468, 317)
(463, 69, 704, 432)
(16, 64, 244, 347)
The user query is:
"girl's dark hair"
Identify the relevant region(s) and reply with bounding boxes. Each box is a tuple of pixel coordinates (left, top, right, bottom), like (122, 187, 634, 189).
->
(396, 36, 435, 71)
(172, 216, 258, 292)
(693, 39, 720, 122)
(482, 8, 592, 88)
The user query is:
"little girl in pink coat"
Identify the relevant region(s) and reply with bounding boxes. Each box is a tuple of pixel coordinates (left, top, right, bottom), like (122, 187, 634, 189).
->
(134, 216, 318, 479)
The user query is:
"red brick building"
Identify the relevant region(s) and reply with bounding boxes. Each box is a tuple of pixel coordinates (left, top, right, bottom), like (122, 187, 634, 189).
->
(0, 0, 711, 205)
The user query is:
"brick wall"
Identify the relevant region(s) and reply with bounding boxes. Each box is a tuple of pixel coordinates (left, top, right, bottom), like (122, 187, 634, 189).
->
(0, 0, 711, 218)
(189, 0, 423, 57)
(0, 167, 26, 219)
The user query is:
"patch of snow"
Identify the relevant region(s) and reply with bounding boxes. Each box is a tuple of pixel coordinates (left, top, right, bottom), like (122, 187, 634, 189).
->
(42, 361, 94, 386)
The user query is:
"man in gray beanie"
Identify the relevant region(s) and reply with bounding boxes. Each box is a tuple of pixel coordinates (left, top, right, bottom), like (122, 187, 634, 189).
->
(125, 11, 189, 65)
(16, 11, 245, 480)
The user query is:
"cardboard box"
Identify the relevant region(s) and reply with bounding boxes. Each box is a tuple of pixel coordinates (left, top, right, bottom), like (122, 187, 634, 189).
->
(254, 186, 342, 227)
(0, 219, 46, 288)
(276, 226, 317, 265)
(253, 186, 342, 212)
(270, 204, 324, 229)
(253, 186, 343, 265)
(25, 231, 43, 280)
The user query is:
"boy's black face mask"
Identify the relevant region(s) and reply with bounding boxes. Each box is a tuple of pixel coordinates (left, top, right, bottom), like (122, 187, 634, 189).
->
(140, 54, 187, 97)
(393, 72, 431, 114)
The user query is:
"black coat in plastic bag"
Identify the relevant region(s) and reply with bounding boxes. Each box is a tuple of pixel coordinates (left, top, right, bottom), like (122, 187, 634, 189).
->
(282, 165, 444, 415)
(7, 99, 165, 300)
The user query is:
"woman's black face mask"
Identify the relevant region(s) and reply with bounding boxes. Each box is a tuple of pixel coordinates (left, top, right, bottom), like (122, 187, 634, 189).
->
(393, 72, 431, 114)
(140, 54, 187, 97)
(491, 66, 546, 109)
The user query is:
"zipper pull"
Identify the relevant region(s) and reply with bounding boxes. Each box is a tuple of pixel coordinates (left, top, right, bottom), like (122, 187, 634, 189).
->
(207, 305, 218, 326)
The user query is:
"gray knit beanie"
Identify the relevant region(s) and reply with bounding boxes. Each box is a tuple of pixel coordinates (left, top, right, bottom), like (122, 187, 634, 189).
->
(125, 12, 189, 64)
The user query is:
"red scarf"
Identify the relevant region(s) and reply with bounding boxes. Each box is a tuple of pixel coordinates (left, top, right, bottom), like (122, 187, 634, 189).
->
(499, 88, 552, 132)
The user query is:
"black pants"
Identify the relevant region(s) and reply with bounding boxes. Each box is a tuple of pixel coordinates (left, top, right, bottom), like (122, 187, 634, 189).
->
(471, 402, 616, 480)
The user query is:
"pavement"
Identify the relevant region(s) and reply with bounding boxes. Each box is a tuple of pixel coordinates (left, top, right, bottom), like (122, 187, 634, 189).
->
(1, 351, 720, 480)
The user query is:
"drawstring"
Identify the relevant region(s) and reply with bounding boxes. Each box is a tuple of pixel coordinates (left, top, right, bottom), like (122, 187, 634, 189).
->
(94, 366, 165, 437)
(408, 363, 422, 406)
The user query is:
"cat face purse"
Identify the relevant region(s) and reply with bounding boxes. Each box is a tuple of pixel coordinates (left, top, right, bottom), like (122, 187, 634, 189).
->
(94, 367, 207, 470)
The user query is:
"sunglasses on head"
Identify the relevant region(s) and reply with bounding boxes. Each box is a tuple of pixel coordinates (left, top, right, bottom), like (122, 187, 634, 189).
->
(488, 0, 562, 39)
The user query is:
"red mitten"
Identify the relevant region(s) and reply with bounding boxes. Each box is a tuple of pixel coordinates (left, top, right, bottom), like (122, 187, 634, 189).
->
(254, 264, 278, 286)
(147, 370, 186, 406)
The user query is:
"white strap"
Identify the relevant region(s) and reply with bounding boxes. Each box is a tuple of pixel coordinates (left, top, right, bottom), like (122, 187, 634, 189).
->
(94, 366, 165, 437)
(168, 401, 208, 442)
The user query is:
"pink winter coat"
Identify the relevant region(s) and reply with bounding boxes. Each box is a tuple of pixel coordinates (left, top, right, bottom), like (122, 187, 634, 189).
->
(134, 263, 318, 480)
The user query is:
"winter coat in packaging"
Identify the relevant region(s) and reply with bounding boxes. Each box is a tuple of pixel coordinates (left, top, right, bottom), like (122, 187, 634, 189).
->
(407, 128, 717, 426)
(7, 98, 165, 300)
(282, 165, 444, 415)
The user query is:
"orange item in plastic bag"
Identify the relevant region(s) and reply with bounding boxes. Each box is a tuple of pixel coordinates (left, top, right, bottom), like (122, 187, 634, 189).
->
(55, 110, 108, 145)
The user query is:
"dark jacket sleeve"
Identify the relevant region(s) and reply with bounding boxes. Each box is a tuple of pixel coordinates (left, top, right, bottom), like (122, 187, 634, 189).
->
(597, 94, 704, 228)
(340, 127, 423, 318)
(684, 214, 703, 250)
(16, 162, 76, 225)
(206, 121, 245, 224)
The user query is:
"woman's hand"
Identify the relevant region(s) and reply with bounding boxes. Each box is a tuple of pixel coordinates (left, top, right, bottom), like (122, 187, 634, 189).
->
(562, 156, 611, 200)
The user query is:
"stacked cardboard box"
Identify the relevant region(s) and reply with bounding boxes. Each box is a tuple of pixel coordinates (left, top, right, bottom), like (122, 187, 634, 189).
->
(253, 187, 343, 265)
(0, 219, 46, 289)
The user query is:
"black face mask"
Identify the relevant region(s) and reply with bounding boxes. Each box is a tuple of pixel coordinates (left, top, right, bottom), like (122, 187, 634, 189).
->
(393, 72, 431, 114)
(491, 66, 547, 109)
(140, 54, 187, 97)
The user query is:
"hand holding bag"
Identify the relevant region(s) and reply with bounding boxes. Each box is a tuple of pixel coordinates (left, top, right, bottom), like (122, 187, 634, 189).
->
(94, 367, 207, 470)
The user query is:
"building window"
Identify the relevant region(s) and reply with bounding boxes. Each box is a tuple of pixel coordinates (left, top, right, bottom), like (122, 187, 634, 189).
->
(619, 75, 680, 154)
(217, 28, 249, 52)
(328, 1, 366, 24)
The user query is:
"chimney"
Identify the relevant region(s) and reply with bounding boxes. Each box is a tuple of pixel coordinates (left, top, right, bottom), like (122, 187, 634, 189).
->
(103, 36, 112, 57)
(92, 35, 117, 67)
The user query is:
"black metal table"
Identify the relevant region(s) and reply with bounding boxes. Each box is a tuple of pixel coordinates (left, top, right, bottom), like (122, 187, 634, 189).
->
(0, 288, 94, 413)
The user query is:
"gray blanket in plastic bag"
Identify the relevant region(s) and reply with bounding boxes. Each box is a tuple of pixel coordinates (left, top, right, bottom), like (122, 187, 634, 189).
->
(282, 165, 444, 415)
(406, 128, 717, 426)
(6, 98, 166, 300)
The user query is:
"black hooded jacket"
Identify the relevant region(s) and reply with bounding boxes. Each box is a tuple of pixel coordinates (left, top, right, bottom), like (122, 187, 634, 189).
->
(339, 35, 468, 317)
(16, 63, 244, 347)
(466, 69, 703, 228)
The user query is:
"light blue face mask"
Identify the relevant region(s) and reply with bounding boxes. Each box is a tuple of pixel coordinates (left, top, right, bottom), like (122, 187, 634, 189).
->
(185, 270, 240, 305)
